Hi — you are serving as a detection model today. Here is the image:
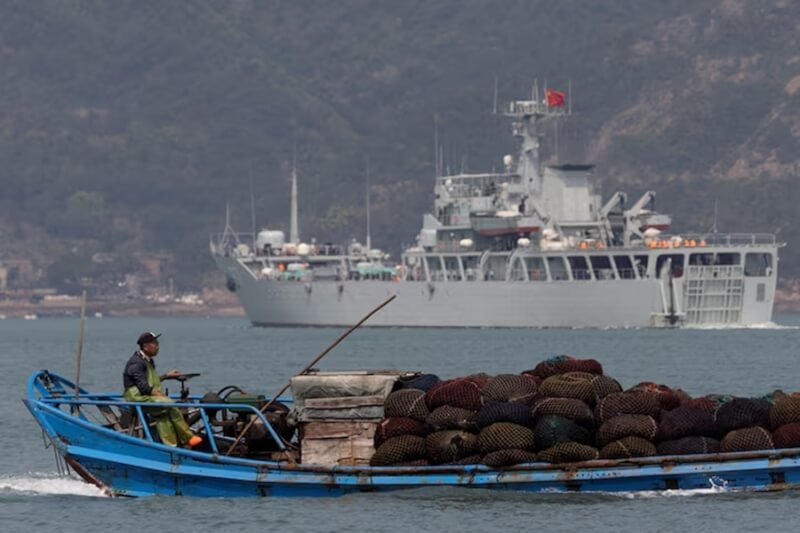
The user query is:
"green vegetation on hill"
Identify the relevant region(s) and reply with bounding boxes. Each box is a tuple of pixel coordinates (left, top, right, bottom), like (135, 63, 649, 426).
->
(1, 0, 799, 291)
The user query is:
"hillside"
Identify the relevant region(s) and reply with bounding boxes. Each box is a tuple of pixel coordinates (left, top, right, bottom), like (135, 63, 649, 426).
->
(0, 0, 798, 291)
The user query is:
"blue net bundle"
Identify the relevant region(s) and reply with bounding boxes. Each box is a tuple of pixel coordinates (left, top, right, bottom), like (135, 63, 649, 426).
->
(595, 392, 662, 423)
(658, 406, 718, 440)
(482, 449, 539, 467)
(531, 397, 595, 427)
(375, 417, 429, 447)
(714, 398, 770, 433)
(477, 401, 534, 429)
(533, 415, 593, 450)
(537, 442, 599, 463)
(720, 427, 774, 453)
(481, 374, 538, 405)
(524, 355, 603, 380)
(384, 389, 430, 422)
(396, 373, 441, 392)
(595, 415, 658, 447)
(478, 422, 536, 454)
(370, 435, 427, 466)
(656, 436, 720, 456)
(772, 423, 800, 449)
(425, 430, 479, 464)
(600, 436, 658, 459)
(425, 378, 484, 411)
(426, 405, 478, 432)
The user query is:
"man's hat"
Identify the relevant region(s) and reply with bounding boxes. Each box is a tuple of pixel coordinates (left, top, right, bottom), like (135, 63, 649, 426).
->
(137, 332, 162, 346)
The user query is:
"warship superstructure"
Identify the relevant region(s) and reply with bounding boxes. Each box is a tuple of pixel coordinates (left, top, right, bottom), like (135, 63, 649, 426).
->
(211, 88, 781, 327)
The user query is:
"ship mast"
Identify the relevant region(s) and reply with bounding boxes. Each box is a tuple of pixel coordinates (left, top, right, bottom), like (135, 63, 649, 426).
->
(289, 157, 299, 244)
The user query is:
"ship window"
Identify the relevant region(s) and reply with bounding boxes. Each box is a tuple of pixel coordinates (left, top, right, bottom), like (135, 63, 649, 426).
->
(745, 253, 773, 277)
(547, 256, 568, 281)
(589, 256, 616, 280)
(689, 253, 714, 266)
(525, 257, 547, 281)
(716, 253, 740, 266)
(634, 255, 649, 278)
(613, 255, 636, 279)
(656, 254, 685, 278)
(568, 256, 592, 281)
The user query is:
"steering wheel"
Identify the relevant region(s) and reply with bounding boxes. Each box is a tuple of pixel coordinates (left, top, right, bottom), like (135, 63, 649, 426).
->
(163, 372, 201, 382)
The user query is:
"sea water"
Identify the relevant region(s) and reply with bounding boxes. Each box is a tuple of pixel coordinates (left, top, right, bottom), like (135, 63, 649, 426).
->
(2, 316, 800, 532)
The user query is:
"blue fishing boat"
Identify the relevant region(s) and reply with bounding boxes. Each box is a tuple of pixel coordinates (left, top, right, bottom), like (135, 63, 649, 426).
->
(24, 370, 800, 498)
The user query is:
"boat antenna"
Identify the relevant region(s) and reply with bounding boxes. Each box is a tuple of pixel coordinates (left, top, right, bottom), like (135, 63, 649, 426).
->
(289, 150, 299, 244)
(73, 290, 87, 408)
(712, 198, 719, 234)
(433, 112, 440, 178)
(248, 161, 257, 250)
(365, 156, 372, 251)
(225, 294, 398, 459)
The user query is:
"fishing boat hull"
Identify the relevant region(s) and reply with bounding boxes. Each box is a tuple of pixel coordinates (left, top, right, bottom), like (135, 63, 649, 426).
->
(25, 397, 800, 498)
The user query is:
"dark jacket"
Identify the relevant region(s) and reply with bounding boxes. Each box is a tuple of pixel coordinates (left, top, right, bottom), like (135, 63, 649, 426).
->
(123, 351, 155, 395)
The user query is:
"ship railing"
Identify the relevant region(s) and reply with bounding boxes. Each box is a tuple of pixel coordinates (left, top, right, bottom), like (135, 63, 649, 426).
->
(436, 172, 517, 199)
(638, 233, 776, 248)
(37, 393, 291, 456)
(209, 232, 257, 257)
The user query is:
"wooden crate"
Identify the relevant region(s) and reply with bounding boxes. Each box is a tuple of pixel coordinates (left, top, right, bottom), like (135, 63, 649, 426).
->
(300, 421, 377, 466)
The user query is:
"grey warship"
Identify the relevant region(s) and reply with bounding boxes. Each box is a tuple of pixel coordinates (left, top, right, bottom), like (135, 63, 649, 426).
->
(211, 88, 781, 328)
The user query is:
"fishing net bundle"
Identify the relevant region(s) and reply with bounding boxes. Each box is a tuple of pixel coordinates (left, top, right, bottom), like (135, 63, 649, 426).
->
(533, 415, 593, 450)
(772, 423, 800, 449)
(537, 442, 599, 464)
(686, 394, 735, 413)
(477, 401, 534, 429)
(375, 417, 429, 447)
(656, 436, 720, 456)
(370, 435, 427, 466)
(524, 355, 604, 380)
(481, 374, 538, 405)
(396, 374, 441, 392)
(595, 392, 662, 423)
(599, 436, 658, 459)
(626, 382, 687, 411)
(658, 406, 718, 441)
(595, 415, 658, 447)
(769, 396, 800, 429)
(425, 430, 479, 464)
(450, 454, 482, 465)
(720, 427, 774, 453)
(425, 378, 484, 411)
(384, 389, 430, 422)
(714, 398, 771, 433)
(464, 373, 493, 389)
(478, 422, 536, 454)
(481, 449, 539, 467)
(426, 405, 479, 432)
(531, 397, 595, 427)
(539, 372, 622, 405)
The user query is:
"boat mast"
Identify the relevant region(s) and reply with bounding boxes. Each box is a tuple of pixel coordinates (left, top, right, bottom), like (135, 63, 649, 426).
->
(365, 156, 372, 251)
(289, 155, 299, 244)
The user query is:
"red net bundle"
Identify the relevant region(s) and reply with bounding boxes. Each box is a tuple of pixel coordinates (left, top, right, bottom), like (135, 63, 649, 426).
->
(425, 378, 483, 411)
(595, 415, 658, 447)
(600, 436, 658, 459)
(478, 422, 536, 454)
(375, 417, 429, 447)
(531, 397, 595, 427)
(481, 374, 538, 405)
(537, 442, 599, 464)
(658, 406, 718, 440)
(770, 396, 800, 429)
(524, 355, 603, 379)
(385, 389, 429, 422)
(720, 427, 774, 453)
(772, 423, 800, 449)
(626, 382, 686, 411)
(595, 392, 662, 423)
(657, 436, 720, 456)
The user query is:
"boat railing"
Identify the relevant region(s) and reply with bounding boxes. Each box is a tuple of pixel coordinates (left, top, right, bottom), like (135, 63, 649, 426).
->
(638, 233, 777, 248)
(209, 232, 256, 257)
(35, 391, 290, 457)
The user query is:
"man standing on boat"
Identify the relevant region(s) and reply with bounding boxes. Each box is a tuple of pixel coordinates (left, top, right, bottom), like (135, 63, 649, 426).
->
(122, 332, 203, 448)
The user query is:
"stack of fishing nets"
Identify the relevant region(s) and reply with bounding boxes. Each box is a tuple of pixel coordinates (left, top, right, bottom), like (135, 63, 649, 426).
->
(369, 357, 800, 468)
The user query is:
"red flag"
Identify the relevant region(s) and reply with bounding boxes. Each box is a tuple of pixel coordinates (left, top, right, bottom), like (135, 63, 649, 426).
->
(546, 89, 566, 108)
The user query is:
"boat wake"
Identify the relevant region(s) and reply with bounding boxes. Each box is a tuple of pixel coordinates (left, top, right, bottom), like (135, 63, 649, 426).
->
(688, 321, 799, 330)
(0, 472, 106, 497)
